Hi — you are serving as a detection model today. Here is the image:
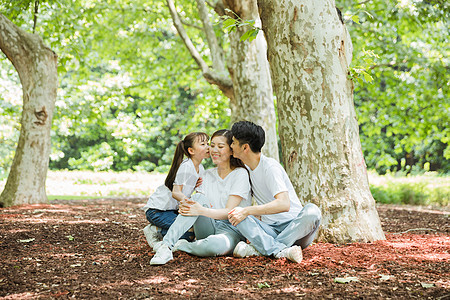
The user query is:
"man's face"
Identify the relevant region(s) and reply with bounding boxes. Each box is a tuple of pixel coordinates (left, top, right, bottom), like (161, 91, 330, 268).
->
(231, 137, 244, 159)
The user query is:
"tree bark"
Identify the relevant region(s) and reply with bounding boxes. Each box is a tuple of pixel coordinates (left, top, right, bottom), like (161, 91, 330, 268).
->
(166, 0, 279, 160)
(0, 14, 58, 207)
(257, 0, 385, 243)
(224, 0, 279, 161)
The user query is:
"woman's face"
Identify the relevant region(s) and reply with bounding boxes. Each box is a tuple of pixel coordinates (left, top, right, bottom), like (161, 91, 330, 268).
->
(209, 136, 232, 166)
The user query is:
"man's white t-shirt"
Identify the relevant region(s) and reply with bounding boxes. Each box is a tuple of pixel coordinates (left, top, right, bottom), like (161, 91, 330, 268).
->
(201, 167, 251, 209)
(143, 158, 204, 211)
(248, 154, 302, 224)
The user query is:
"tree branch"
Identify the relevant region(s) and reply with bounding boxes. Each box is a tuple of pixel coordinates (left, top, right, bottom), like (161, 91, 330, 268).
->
(195, 0, 227, 74)
(356, 0, 371, 6)
(33, 0, 39, 33)
(165, 0, 233, 97)
(179, 17, 203, 30)
(126, 66, 198, 89)
(206, 0, 226, 16)
(393, 228, 437, 235)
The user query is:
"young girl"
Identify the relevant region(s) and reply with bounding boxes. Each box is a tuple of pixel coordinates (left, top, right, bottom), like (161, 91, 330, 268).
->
(142, 132, 210, 248)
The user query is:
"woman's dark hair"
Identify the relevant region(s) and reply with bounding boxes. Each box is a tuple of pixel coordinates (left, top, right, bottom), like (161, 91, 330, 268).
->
(211, 129, 246, 170)
(231, 121, 265, 153)
(212, 129, 252, 196)
(165, 132, 209, 191)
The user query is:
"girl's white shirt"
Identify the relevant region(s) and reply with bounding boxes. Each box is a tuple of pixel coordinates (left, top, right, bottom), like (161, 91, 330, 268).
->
(143, 158, 205, 211)
(201, 167, 251, 209)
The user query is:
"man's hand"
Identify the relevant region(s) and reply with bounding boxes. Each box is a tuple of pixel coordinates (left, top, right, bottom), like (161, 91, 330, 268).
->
(228, 206, 249, 226)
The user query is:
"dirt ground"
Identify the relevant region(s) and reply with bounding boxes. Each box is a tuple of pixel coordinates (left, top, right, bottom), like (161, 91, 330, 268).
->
(0, 198, 448, 299)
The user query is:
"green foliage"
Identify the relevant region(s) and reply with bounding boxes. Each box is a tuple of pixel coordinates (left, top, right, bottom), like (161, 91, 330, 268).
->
(0, 0, 229, 175)
(348, 49, 378, 84)
(0, 0, 448, 177)
(221, 8, 260, 42)
(0, 59, 21, 179)
(339, 0, 450, 174)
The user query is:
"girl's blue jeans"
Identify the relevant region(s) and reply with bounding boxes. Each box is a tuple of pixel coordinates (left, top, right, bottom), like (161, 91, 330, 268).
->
(145, 208, 194, 241)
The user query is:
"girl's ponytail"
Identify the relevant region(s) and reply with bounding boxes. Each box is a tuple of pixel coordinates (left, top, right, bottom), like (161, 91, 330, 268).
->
(164, 132, 209, 191)
(165, 140, 188, 191)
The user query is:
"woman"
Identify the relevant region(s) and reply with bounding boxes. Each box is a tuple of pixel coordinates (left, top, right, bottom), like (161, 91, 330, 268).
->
(150, 129, 251, 265)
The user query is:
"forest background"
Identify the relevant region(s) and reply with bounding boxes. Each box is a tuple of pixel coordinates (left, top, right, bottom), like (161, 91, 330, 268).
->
(0, 0, 448, 206)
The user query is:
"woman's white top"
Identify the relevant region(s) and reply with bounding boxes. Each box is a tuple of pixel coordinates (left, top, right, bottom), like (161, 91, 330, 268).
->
(143, 158, 204, 211)
(202, 167, 251, 209)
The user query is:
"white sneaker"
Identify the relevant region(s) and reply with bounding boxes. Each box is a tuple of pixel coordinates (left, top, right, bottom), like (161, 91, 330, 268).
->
(152, 241, 165, 253)
(172, 239, 189, 252)
(275, 246, 303, 263)
(150, 243, 173, 265)
(143, 224, 161, 249)
(233, 241, 262, 258)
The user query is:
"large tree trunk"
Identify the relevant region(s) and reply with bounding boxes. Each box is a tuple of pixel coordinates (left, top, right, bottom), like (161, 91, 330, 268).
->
(0, 14, 58, 207)
(257, 0, 385, 243)
(225, 0, 279, 161)
(166, 0, 279, 160)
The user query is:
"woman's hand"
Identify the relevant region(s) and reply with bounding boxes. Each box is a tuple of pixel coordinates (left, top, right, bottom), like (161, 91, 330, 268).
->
(179, 201, 204, 216)
(180, 197, 195, 207)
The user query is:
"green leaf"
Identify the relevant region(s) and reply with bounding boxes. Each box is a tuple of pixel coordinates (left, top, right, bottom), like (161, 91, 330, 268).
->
(362, 71, 373, 83)
(222, 18, 236, 30)
(66, 235, 74, 241)
(240, 30, 252, 41)
(351, 15, 360, 24)
(248, 29, 260, 42)
(257, 282, 270, 288)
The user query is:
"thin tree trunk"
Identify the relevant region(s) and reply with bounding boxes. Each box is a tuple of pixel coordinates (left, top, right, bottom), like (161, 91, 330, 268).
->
(166, 0, 234, 99)
(166, 0, 279, 160)
(258, 0, 385, 243)
(0, 14, 58, 207)
(225, 0, 279, 161)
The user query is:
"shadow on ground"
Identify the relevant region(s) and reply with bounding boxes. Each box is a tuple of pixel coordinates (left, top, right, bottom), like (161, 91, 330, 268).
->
(1, 198, 449, 299)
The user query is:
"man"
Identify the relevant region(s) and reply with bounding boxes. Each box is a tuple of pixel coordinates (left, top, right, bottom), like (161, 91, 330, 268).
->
(228, 121, 322, 263)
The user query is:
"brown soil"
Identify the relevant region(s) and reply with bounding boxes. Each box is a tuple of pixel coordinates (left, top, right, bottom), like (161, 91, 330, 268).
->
(0, 199, 449, 299)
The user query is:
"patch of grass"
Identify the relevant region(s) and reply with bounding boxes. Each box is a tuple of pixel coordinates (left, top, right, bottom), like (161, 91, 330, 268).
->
(369, 172, 449, 207)
(48, 195, 102, 200)
(74, 178, 119, 185)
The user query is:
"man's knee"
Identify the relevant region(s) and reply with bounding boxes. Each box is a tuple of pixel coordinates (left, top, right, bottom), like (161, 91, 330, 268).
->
(235, 215, 257, 230)
(304, 203, 322, 223)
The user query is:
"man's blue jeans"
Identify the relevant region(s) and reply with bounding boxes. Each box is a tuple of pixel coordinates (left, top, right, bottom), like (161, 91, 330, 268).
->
(145, 208, 194, 241)
(235, 203, 322, 256)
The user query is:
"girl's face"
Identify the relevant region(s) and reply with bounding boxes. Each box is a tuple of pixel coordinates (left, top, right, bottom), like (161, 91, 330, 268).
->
(190, 136, 210, 159)
(209, 136, 232, 166)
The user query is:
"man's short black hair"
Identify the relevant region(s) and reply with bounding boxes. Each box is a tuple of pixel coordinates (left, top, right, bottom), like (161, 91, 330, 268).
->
(231, 121, 265, 153)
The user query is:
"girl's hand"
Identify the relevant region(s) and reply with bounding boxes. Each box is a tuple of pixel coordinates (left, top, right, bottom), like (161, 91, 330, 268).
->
(179, 202, 204, 216)
(195, 177, 203, 189)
